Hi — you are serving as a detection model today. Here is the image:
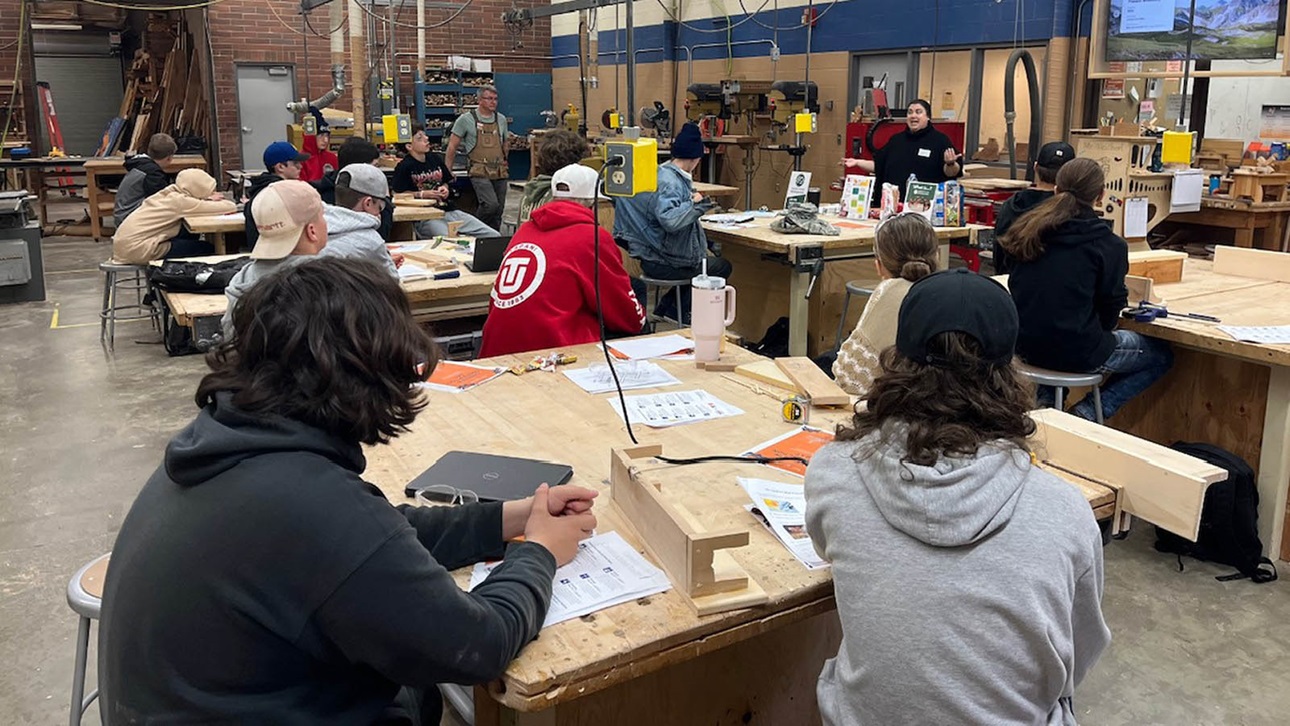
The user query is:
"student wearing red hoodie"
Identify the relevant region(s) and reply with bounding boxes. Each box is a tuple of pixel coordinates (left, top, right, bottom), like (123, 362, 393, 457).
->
(299, 107, 340, 183)
(481, 164, 646, 357)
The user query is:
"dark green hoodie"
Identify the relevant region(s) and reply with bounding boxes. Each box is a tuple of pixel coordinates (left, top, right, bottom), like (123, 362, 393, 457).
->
(518, 175, 553, 224)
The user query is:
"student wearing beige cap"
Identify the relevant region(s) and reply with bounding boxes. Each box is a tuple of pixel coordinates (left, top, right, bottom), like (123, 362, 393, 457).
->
(221, 180, 328, 338)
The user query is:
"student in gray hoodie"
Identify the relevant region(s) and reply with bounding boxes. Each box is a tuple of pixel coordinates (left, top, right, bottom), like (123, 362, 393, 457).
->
(321, 164, 400, 278)
(805, 269, 1110, 726)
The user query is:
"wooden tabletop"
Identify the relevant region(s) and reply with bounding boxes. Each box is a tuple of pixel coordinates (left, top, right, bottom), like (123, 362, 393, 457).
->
(184, 204, 446, 234)
(694, 182, 741, 198)
(1122, 259, 1290, 367)
(1200, 197, 1290, 213)
(701, 214, 982, 254)
(83, 154, 207, 173)
(361, 336, 1114, 711)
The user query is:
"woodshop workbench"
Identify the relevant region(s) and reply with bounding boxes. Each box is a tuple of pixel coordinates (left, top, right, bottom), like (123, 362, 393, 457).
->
(1111, 255, 1290, 561)
(359, 337, 1169, 725)
(153, 247, 495, 329)
(1163, 197, 1290, 252)
(700, 215, 982, 356)
(85, 155, 207, 242)
(182, 204, 446, 254)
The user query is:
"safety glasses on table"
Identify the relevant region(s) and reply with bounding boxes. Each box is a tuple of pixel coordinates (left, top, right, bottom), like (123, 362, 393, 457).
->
(415, 485, 479, 506)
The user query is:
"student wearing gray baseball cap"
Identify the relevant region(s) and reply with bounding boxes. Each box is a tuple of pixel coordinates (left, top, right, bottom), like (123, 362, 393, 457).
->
(322, 164, 400, 279)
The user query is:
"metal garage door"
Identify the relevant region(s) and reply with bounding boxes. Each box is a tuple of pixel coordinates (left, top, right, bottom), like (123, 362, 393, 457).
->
(33, 55, 124, 157)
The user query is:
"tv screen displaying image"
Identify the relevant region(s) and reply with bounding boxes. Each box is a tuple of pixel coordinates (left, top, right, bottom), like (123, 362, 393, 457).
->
(1106, 0, 1281, 61)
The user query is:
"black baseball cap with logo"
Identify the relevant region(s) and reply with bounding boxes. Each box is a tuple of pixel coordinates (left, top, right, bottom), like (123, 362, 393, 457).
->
(1036, 141, 1075, 170)
(895, 269, 1018, 366)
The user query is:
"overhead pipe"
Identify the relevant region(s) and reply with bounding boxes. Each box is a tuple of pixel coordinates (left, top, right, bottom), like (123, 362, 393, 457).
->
(349, 0, 366, 135)
(684, 39, 777, 85)
(287, 2, 346, 114)
(418, 0, 425, 81)
(1065, 0, 1094, 135)
(1004, 48, 1042, 181)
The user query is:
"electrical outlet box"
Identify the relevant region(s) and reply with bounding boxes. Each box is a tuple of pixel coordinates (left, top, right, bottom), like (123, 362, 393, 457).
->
(400, 64, 412, 74)
(794, 112, 817, 134)
(604, 138, 659, 197)
(383, 114, 413, 144)
(302, 116, 317, 135)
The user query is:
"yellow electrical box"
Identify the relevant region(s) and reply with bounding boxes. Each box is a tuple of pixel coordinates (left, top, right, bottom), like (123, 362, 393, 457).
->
(382, 114, 412, 144)
(603, 137, 658, 197)
(794, 112, 817, 134)
(1161, 130, 1194, 165)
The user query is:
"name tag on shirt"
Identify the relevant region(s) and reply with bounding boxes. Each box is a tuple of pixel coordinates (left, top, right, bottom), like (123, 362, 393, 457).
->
(918, 148, 932, 158)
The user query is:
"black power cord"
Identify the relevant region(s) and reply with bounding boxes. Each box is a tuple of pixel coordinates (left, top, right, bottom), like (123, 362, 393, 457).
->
(593, 157, 639, 444)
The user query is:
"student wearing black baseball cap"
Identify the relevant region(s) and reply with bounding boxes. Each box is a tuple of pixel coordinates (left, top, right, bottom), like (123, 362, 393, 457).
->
(805, 268, 1109, 726)
(993, 141, 1075, 273)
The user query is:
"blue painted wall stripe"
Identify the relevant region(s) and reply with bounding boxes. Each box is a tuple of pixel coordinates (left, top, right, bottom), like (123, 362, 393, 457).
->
(551, 1, 1083, 69)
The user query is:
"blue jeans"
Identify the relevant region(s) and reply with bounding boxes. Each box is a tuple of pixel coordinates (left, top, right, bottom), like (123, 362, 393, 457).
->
(164, 235, 215, 259)
(1070, 330, 1174, 421)
(415, 210, 500, 239)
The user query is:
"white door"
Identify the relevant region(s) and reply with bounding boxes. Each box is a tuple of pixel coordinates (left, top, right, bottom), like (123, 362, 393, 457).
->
(236, 65, 295, 172)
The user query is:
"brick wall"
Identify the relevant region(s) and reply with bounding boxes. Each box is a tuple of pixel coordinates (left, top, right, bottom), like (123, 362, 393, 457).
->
(206, 0, 551, 171)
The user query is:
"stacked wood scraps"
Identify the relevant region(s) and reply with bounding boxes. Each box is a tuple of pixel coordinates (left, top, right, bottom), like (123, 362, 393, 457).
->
(96, 14, 210, 156)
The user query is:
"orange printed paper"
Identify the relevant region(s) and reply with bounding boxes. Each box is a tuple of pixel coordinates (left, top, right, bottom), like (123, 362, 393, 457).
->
(425, 361, 504, 391)
(747, 427, 835, 477)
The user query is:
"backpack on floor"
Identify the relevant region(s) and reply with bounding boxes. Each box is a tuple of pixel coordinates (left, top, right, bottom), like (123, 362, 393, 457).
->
(748, 316, 790, 359)
(1153, 442, 1277, 583)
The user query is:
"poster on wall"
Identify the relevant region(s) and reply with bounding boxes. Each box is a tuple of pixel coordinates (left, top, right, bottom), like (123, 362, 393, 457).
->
(1103, 79, 1127, 99)
(1106, 0, 1281, 61)
(1260, 106, 1290, 140)
(1138, 99, 1156, 124)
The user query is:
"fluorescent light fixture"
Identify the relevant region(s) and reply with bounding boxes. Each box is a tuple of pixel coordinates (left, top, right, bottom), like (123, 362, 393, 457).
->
(32, 23, 83, 31)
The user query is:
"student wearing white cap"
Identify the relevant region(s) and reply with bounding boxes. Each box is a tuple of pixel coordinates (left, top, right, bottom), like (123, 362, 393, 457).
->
(221, 181, 328, 338)
(480, 163, 645, 357)
(322, 164, 400, 279)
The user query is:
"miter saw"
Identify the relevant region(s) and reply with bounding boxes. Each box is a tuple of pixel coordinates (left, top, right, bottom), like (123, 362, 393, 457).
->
(639, 101, 671, 137)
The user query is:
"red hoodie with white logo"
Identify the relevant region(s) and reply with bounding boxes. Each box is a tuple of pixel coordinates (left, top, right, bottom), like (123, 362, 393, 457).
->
(480, 200, 646, 358)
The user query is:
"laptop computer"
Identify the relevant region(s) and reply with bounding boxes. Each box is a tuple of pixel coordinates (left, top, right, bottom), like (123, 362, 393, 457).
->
(464, 236, 511, 273)
(403, 451, 574, 502)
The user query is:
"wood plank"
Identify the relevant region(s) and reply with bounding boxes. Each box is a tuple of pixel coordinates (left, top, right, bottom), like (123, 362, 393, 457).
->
(1127, 249, 1187, 284)
(734, 359, 799, 392)
(1030, 408, 1228, 541)
(1213, 245, 1290, 283)
(774, 357, 850, 406)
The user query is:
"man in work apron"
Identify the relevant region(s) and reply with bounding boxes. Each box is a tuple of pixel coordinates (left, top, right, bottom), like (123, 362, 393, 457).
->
(467, 110, 509, 231)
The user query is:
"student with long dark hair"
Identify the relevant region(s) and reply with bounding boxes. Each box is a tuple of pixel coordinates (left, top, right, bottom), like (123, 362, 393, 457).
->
(100, 258, 598, 725)
(806, 270, 1109, 725)
(1000, 157, 1172, 420)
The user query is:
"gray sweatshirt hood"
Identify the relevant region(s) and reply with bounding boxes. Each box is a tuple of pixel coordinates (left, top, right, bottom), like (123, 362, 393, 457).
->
(860, 426, 1029, 547)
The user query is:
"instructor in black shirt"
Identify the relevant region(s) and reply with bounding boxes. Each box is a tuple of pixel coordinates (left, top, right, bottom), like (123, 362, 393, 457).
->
(873, 99, 962, 194)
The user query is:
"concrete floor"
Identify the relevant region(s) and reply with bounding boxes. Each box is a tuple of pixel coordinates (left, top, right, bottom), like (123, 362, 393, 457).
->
(3, 227, 1290, 725)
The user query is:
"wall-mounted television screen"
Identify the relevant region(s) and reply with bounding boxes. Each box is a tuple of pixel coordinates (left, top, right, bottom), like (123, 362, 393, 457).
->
(1106, 0, 1282, 61)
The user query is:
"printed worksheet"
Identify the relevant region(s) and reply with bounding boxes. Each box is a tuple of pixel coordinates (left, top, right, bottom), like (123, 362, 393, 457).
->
(744, 426, 836, 477)
(608, 389, 744, 428)
(564, 360, 682, 394)
(468, 531, 671, 627)
(739, 478, 828, 570)
(607, 334, 695, 360)
(1217, 325, 1290, 345)
(418, 361, 507, 393)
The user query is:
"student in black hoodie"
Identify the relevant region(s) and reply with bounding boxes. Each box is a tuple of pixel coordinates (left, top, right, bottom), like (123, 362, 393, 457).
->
(245, 141, 309, 251)
(872, 99, 962, 195)
(314, 136, 395, 240)
(1000, 158, 1173, 421)
(992, 141, 1075, 274)
(113, 133, 177, 227)
(99, 258, 598, 725)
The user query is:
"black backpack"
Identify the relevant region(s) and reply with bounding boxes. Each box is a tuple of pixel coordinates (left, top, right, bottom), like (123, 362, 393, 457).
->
(1154, 442, 1277, 583)
(150, 256, 250, 294)
(748, 316, 791, 359)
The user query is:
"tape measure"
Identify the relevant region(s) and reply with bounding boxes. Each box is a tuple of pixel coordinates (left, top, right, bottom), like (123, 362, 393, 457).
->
(781, 395, 811, 425)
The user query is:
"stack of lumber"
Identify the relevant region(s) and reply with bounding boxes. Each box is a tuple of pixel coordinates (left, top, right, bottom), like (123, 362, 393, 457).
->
(97, 13, 210, 156)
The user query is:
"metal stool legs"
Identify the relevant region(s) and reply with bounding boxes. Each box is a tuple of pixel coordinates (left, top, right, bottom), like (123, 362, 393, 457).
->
(99, 264, 158, 351)
(69, 615, 97, 726)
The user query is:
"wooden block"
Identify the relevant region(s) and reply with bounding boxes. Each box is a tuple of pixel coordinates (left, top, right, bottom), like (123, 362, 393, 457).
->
(1213, 245, 1290, 283)
(695, 360, 739, 372)
(1029, 408, 1227, 541)
(1127, 250, 1187, 284)
(734, 360, 800, 393)
(609, 447, 767, 615)
(774, 357, 850, 407)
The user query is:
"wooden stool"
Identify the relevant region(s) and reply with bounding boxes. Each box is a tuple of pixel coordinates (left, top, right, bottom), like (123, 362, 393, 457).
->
(67, 554, 109, 726)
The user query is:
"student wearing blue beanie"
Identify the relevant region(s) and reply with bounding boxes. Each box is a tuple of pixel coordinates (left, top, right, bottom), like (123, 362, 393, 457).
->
(614, 123, 732, 322)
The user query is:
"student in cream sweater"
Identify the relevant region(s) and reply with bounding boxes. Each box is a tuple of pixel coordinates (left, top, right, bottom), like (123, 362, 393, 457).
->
(832, 213, 939, 394)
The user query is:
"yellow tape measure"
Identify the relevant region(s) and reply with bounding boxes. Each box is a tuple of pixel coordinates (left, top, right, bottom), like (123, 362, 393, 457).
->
(781, 395, 811, 425)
